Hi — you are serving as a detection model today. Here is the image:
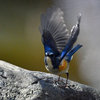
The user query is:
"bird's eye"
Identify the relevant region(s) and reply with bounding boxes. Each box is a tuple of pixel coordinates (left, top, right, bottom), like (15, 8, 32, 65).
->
(49, 53, 54, 57)
(45, 53, 48, 56)
(45, 52, 54, 57)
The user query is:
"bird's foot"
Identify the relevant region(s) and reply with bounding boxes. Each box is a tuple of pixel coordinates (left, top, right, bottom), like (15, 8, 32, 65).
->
(53, 79, 63, 84)
(58, 79, 69, 88)
(58, 83, 69, 88)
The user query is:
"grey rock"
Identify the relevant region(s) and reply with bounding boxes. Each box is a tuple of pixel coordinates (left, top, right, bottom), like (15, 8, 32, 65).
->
(0, 60, 100, 100)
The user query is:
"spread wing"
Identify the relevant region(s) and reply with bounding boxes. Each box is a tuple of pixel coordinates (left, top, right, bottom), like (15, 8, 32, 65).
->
(39, 6, 69, 56)
(60, 14, 82, 61)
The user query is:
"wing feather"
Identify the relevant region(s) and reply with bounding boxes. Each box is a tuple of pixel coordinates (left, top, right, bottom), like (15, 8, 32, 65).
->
(39, 6, 69, 55)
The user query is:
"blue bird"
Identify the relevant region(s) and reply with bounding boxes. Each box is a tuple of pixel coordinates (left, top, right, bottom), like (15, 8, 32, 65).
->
(39, 6, 82, 86)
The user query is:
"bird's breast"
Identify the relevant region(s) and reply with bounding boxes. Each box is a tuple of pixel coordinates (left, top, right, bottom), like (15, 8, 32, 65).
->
(59, 59, 68, 71)
(45, 56, 69, 74)
(45, 56, 59, 74)
(58, 59, 69, 74)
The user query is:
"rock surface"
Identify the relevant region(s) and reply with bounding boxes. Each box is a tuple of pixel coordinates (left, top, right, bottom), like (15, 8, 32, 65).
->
(0, 60, 100, 100)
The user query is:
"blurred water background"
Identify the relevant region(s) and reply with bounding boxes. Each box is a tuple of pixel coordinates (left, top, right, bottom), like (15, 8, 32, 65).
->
(0, 0, 100, 89)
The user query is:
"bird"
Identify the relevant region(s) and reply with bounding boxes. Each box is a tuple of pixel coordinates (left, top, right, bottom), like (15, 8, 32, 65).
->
(39, 6, 82, 86)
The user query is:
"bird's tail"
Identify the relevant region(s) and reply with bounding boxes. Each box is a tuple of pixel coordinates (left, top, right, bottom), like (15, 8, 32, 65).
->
(66, 44, 82, 62)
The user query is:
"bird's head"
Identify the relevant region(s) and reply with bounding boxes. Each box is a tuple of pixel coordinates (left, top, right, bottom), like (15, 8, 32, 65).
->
(44, 52, 61, 69)
(45, 52, 55, 66)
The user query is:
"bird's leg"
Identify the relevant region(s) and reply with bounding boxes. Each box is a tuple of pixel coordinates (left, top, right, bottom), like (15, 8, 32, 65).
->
(66, 72, 69, 86)
(54, 74, 62, 83)
(58, 74, 64, 82)
(58, 74, 61, 81)
(58, 73, 69, 87)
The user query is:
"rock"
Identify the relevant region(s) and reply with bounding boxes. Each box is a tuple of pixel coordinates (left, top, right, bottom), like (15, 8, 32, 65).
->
(0, 60, 100, 100)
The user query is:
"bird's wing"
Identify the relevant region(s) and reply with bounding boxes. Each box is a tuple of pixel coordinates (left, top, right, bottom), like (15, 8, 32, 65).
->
(39, 6, 69, 56)
(60, 14, 82, 61)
